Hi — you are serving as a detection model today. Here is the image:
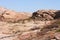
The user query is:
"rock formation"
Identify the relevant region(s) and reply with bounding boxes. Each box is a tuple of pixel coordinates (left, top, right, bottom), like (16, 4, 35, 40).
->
(32, 10, 60, 21)
(0, 7, 60, 40)
(0, 7, 32, 22)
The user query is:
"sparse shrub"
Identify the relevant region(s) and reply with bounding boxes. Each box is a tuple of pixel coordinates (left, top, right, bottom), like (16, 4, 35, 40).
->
(56, 29, 60, 32)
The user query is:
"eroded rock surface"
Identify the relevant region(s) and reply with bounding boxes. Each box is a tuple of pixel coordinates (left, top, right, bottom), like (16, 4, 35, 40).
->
(0, 7, 60, 40)
(32, 10, 60, 21)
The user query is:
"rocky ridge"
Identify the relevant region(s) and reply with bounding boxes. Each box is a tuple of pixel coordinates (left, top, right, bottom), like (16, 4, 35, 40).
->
(0, 7, 60, 40)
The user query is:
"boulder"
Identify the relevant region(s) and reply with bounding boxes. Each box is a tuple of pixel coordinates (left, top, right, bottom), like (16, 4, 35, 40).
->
(54, 10, 60, 19)
(54, 32, 60, 40)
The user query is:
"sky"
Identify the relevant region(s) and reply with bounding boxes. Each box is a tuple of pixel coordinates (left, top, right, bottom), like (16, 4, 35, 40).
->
(0, 0, 60, 12)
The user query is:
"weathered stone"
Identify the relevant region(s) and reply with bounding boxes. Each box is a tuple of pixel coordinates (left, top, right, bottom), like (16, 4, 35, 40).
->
(32, 10, 60, 21)
(55, 32, 60, 40)
(0, 7, 60, 40)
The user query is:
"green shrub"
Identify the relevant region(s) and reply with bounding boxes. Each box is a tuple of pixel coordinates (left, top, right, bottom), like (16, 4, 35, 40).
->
(56, 29, 60, 32)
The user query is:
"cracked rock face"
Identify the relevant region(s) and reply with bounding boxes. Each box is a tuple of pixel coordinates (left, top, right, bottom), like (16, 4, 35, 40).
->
(0, 7, 60, 40)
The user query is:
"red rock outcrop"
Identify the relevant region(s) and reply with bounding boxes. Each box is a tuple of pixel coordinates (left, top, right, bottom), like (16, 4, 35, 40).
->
(32, 10, 60, 21)
(0, 7, 32, 22)
(0, 7, 60, 40)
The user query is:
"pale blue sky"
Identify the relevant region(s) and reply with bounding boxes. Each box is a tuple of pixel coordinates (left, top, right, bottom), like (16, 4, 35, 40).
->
(0, 0, 60, 12)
